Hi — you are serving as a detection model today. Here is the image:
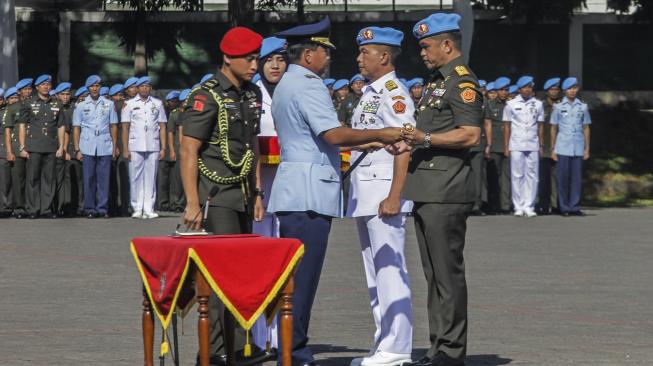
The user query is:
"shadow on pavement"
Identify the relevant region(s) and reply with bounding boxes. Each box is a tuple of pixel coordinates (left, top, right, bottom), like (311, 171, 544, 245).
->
(466, 354, 512, 365)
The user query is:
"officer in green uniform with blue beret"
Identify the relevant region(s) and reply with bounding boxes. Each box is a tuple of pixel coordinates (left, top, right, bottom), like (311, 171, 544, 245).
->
(484, 76, 512, 214)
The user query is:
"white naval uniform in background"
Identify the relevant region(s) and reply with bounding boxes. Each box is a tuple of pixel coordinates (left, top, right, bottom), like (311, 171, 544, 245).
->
(346, 71, 414, 355)
(503, 94, 544, 214)
(121, 95, 167, 215)
(252, 80, 280, 350)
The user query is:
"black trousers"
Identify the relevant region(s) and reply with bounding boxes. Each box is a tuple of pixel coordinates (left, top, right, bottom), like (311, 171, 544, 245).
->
(109, 157, 131, 216)
(25, 152, 57, 216)
(64, 159, 85, 214)
(11, 156, 26, 214)
(537, 157, 558, 212)
(0, 158, 13, 214)
(157, 160, 172, 210)
(469, 151, 487, 211)
(55, 157, 66, 213)
(413, 202, 472, 362)
(486, 152, 511, 212)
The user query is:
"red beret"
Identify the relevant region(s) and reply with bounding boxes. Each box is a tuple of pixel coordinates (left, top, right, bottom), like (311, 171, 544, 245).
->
(220, 27, 263, 57)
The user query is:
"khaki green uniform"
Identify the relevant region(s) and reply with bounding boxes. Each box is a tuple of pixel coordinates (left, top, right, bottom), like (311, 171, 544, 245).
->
(182, 71, 261, 357)
(470, 99, 488, 212)
(5, 101, 27, 216)
(538, 97, 559, 213)
(337, 92, 361, 127)
(0, 105, 13, 214)
(484, 97, 511, 212)
(164, 106, 185, 211)
(404, 57, 483, 362)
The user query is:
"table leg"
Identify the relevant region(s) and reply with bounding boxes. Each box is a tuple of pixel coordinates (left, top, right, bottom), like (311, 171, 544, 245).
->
(197, 270, 211, 366)
(142, 288, 154, 366)
(280, 276, 294, 366)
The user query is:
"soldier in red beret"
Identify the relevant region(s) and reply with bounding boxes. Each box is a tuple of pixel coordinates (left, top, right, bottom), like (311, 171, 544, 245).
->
(180, 26, 273, 365)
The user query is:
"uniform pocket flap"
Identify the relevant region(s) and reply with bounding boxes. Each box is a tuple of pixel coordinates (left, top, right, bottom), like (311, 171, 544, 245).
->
(314, 164, 340, 182)
(357, 166, 393, 181)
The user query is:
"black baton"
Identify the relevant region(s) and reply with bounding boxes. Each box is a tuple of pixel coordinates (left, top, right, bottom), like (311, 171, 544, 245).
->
(342, 150, 369, 181)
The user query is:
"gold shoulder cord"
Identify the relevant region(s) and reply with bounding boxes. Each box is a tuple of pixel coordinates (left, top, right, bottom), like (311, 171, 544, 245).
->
(195, 86, 254, 185)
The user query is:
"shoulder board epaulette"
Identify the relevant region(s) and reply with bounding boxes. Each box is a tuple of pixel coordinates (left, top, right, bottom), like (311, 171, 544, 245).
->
(201, 79, 218, 90)
(305, 74, 320, 79)
(454, 65, 470, 76)
(385, 80, 398, 91)
(458, 82, 477, 89)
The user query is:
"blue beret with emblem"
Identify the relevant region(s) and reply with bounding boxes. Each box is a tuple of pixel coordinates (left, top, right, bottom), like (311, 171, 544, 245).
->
(260, 37, 287, 59)
(5, 87, 18, 98)
(413, 13, 461, 40)
(323, 78, 336, 87)
(562, 77, 578, 91)
(123, 77, 139, 89)
(74, 86, 88, 98)
(356, 26, 404, 47)
(99, 87, 109, 96)
(16, 78, 33, 90)
(494, 77, 511, 90)
(508, 85, 518, 94)
(54, 82, 72, 94)
(85, 75, 101, 88)
(35, 74, 53, 86)
(478, 79, 487, 88)
(252, 74, 261, 84)
(166, 90, 181, 101)
(350, 74, 364, 83)
(543, 77, 561, 91)
(136, 76, 151, 86)
(275, 16, 336, 49)
(516, 75, 534, 89)
(109, 84, 124, 96)
(179, 89, 191, 102)
(333, 79, 349, 91)
(486, 82, 496, 91)
(200, 73, 214, 84)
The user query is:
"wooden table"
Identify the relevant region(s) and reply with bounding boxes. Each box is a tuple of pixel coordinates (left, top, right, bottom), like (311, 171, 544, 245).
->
(140, 266, 294, 366)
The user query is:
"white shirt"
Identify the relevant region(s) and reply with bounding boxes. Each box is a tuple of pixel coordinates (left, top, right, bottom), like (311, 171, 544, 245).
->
(346, 71, 415, 217)
(121, 95, 167, 152)
(503, 94, 544, 152)
(256, 80, 277, 137)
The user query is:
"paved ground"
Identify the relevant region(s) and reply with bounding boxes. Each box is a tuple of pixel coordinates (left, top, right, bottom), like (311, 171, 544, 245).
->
(1, 207, 652, 365)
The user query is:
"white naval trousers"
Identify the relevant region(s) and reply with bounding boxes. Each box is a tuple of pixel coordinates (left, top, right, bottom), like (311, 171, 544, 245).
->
(356, 214, 413, 354)
(510, 150, 539, 213)
(129, 151, 159, 214)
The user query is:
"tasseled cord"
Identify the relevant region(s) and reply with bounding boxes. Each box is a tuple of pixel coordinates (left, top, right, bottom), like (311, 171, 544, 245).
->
(244, 330, 252, 357)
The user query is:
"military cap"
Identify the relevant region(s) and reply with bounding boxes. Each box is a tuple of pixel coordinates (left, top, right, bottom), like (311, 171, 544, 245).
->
(0, 88, 4, 97)
(124, 77, 139, 89)
(333, 79, 349, 91)
(508, 85, 518, 94)
(494, 77, 511, 90)
(543, 77, 561, 91)
(136, 76, 151, 86)
(220, 27, 263, 57)
(478, 79, 487, 88)
(323, 78, 336, 87)
(260, 37, 287, 59)
(179, 89, 191, 102)
(562, 77, 578, 91)
(516, 75, 534, 89)
(35, 74, 53, 86)
(200, 73, 214, 84)
(54, 82, 72, 94)
(85, 75, 101, 88)
(407, 78, 425, 89)
(48, 90, 56, 96)
(486, 82, 496, 91)
(166, 90, 181, 101)
(356, 26, 404, 47)
(413, 13, 461, 40)
(74, 86, 88, 98)
(252, 74, 261, 84)
(16, 78, 33, 90)
(5, 87, 18, 98)
(192, 83, 200, 90)
(275, 17, 336, 49)
(109, 84, 124, 96)
(99, 87, 109, 96)
(350, 74, 364, 83)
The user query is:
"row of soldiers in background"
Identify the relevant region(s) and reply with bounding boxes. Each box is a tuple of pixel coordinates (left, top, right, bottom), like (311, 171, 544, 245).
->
(0, 74, 208, 218)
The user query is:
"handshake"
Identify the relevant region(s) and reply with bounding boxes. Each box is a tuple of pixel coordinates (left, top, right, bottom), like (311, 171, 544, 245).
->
(358, 123, 424, 155)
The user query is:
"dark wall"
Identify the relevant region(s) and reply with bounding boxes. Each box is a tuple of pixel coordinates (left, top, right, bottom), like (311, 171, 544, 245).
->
(16, 21, 59, 80)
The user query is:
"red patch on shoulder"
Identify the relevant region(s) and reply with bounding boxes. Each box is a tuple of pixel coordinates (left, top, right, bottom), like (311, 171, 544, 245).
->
(194, 94, 207, 102)
(193, 100, 205, 112)
(393, 101, 406, 114)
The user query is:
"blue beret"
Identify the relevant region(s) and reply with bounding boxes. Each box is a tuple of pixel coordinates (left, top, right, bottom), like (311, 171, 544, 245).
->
(333, 79, 349, 91)
(35, 74, 53, 86)
(200, 73, 214, 84)
(85, 75, 101, 88)
(74, 86, 88, 98)
(252, 74, 261, 84)
(54, 82, 72, 94)
(166, 90, 181, 101)
(350, 74, 364, 83)
(124, 77, 139, 89)
(478, 79, 487, 88)
(99, 87, 109, 96)
(109, 84, 124, 96)
(48, 90, 56, 96)
(562, 77, 578, 91)
(0, 88, 4, 97)
(136, 76, 151, 86)
(16, 78, 33, 90)
(356, 26, 404, 47)
(5, 87, 18, 98)
(494, 77, 511, 90)
(179, 89, 191, 102)
(192, 83, 200, 90)
(406, 78, 424, 89)
(508, 85, 518, 94)
(543, 77, 561, 91)
(413, 13, 461, 40)
(486, 82, 496, 91)
(323, 78, 336, 87)
(516, 76, 534, 89)
(260, 37, 287, 59)
(275, 16, 336, 49)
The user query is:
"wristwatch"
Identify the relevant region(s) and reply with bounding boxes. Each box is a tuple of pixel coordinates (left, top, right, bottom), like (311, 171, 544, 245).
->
(423, 133, 431, 148)
(254, 188, 265, 200)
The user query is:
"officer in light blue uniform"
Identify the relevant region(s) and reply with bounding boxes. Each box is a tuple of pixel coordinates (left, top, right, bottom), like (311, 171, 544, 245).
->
(269, 17, 403, 366)
(72, 75, 119, 218)
(550, 77, 591, 216)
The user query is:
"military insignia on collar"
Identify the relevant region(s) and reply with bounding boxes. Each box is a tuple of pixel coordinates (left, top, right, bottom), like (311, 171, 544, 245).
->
(363, 29, 374, 40)
(305, 74, 319, 79)
(460, 88, 476, 104)
(385, 80, 398, 91)
(417, 23, 429, 35)
(391, 95, 405, 101)
(392, 101, 406, 114)
(458, 82, 476, 89)
(455, 66, 470, 76)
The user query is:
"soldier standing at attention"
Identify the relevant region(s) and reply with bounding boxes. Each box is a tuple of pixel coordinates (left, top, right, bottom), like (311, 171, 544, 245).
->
(407, 78, 425, 105)
(338, 74, 364, 127)
(156, 90, 180, 212)
(165, 89, 188, 213)
(332, 79, 350, 118)
(396, 13, 482, 366)
(9, 78, 34, 218)
(0, 87, 18, 217)
(537, 77, 561, 215)
(53, 82, 75, 216)
(483, 76, 511, 214)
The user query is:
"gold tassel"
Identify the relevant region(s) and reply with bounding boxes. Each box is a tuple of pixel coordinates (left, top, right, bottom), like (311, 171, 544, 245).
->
(244, 330, 252, 357)
(160, 331, 169, 356)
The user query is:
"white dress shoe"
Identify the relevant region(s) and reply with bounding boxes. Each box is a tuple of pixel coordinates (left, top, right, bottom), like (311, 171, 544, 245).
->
(143, 212, 159, 219)
(524, 210, 537, 218)
(360, 351, 412, 366)
(514, 210, 524, 217)
(131, 211, 143, 219)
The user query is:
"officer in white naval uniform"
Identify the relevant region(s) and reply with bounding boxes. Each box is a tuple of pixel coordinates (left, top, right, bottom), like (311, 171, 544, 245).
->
(503, 75, 544, 217)
(121, 76, 167, 219)
(347, 26, 414, 366)
(251, 35, 288, 352)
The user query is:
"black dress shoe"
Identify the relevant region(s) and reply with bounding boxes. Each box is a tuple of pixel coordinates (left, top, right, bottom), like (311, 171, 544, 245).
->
(571, 210, 586, 216)
(49, 213, 58, 219)
(86, 213, 96, 219)
(405, 356, 432, 366)
(431, 351, 464, 366)
(102, 213, 111, 218)
(28, 214, 37, 219)
(561, 212, 571, 217)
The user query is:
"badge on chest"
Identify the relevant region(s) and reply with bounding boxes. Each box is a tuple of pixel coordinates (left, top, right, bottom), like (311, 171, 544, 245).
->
(361, 100, 380, 114)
